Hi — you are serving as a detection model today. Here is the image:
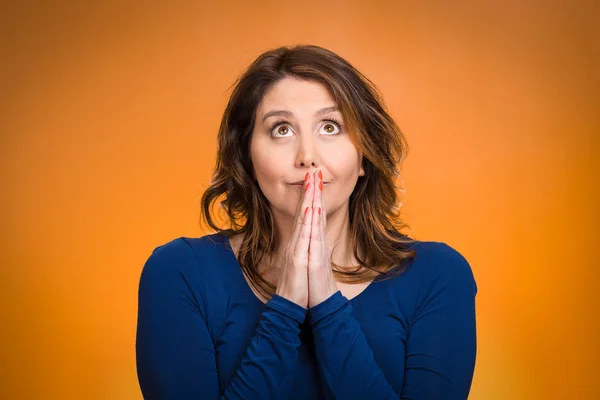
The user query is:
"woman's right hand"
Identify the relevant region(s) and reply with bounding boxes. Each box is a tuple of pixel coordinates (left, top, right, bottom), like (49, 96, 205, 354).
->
(274, 171, 315, 309)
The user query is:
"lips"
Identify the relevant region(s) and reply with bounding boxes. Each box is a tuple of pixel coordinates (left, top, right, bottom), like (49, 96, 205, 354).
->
(288, 182, 330, 186)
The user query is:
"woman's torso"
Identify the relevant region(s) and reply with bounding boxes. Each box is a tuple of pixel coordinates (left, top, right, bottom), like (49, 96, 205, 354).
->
(192, 232, 416, 399)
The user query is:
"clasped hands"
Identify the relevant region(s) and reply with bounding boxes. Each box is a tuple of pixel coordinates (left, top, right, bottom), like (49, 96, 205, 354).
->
(276, 170, 339, 309)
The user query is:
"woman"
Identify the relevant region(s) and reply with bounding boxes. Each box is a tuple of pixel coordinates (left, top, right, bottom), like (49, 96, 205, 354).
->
(136, 44, 477, 399)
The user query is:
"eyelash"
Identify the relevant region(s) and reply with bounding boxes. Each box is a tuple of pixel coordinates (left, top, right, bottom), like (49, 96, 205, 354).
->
(269, 118, 344, 138)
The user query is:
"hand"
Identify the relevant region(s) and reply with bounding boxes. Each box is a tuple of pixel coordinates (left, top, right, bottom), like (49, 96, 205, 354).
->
(308, 170, 339, 308)
(274, 171, 314, 309)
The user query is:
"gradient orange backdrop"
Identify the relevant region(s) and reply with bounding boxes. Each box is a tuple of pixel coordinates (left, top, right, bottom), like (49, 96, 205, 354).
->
(2, 1, 598, 399)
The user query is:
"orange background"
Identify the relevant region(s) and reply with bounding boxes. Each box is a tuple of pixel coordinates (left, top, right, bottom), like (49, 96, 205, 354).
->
(2, 1, 598, 399)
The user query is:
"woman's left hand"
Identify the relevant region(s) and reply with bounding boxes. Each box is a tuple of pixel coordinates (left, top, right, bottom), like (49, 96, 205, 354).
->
(308, 169, 339, 308)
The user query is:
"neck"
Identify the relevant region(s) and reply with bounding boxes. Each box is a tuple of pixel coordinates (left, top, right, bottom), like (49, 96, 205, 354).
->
(270, 202, 356, 270)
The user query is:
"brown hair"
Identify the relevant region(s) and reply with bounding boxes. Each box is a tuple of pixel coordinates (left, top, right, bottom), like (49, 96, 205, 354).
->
(200, 44, 417, 301)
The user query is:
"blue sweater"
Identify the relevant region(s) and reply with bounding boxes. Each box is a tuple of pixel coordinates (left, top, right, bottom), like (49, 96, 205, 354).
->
(136, 232, 477, 399)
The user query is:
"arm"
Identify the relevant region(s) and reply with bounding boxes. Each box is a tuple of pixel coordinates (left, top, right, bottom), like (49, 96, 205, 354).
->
(136, 238, 307, 400)
(308, 245, 477, 400)
(401, 245, 477, 399)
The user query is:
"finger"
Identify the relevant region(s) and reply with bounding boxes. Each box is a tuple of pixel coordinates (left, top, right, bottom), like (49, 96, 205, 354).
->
(295, 205, 313, 261)
(291, 171, 308, 216)
(311, 170, 326, 231)
(313, 170, 328, 261)
(309, 191, 322, 270)
(319, 171, 326, 230)
(320, 172, 327, 257)
(292, 172, 308, 214)
(308, 171, 322, 265)
(291, 171, 315, 244)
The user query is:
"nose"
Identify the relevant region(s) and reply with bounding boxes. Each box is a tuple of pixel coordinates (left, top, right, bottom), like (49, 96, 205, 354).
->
(295, 133, 321, 168)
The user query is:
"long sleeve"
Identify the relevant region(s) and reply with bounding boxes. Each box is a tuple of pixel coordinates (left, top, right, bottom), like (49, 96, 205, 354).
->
(135, 238, 308, 400)
(308, 244, 477, 400)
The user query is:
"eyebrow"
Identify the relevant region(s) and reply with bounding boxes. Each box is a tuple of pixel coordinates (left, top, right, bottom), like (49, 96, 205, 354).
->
(261, 106, 340, 123)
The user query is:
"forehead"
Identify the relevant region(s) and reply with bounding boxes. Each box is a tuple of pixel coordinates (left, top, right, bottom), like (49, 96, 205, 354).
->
(257, 77, 336, 116)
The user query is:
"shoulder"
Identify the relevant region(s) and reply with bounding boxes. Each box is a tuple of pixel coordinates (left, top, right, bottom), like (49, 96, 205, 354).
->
(407, 240, 477, 296)
(140, 233, 227, 279)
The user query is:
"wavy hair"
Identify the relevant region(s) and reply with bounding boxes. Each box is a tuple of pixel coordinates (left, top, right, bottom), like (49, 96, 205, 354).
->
(200, 44, 417, 302)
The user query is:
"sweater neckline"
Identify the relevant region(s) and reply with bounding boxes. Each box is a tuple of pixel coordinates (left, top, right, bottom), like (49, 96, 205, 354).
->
(216, 232, 376, 306)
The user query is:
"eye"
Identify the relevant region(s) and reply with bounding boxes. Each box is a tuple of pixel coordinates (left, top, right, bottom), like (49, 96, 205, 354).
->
(269, 120, 294, 138)
(269, 118, 344, 138)
(320, 118, 343, 135)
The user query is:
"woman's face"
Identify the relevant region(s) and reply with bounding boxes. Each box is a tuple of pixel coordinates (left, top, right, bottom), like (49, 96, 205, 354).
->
(250, 77, 365, 219)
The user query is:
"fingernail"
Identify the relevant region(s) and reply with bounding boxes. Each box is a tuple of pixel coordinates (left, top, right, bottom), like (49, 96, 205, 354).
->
(319, 180, 323, 191)
(305, 182, 310, 192)
(318, 170, 323, 180)
(305, 206, 309, 215)
(304, 172, 310, 182)
(318, 207, 321, 215)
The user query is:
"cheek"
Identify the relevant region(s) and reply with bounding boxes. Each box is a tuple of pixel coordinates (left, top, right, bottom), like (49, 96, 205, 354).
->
(250, 144, 288, 200)
(251, 138, 280, 179)
(252, 157, 280, 181)
(326, 144, 361, 179)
